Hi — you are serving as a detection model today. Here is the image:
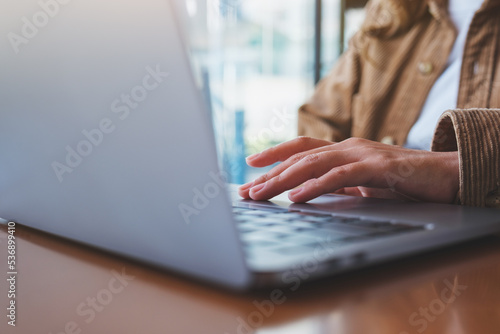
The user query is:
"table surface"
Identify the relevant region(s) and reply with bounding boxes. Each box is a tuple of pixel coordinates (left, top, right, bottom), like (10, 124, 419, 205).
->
(1, 223, 499, 334)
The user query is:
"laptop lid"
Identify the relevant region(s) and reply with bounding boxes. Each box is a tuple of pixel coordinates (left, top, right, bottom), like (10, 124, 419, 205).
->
(0, 0, 251, 289)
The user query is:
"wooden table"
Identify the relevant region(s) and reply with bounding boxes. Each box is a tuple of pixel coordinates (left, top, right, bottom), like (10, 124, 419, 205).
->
(1, 223, 499, 334)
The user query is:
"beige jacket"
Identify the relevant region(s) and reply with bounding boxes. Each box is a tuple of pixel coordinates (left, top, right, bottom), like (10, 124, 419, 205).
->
(298, 0, 500, 208)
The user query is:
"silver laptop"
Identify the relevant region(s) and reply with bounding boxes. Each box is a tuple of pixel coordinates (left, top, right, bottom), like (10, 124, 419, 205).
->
(1, 0, 499, 290)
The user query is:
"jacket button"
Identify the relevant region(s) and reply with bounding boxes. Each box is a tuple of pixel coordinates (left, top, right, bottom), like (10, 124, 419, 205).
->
(485, 191, 500, 208)
(381, 136, 396, 145)
(418, 62, 434, 75)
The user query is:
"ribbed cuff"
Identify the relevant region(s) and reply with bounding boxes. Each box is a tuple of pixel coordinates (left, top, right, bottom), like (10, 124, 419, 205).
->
(431, 109, 500, 207)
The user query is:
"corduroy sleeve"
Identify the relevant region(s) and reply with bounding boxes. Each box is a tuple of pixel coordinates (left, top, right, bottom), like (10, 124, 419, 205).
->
(431, 109, 500, 208)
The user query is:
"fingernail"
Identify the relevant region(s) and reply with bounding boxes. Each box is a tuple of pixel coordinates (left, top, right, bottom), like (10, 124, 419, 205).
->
(250, 183, 266, 194)
(246, 153, 260, 161)
(239, 181, 254, 191)
(289, 187, 303, 197)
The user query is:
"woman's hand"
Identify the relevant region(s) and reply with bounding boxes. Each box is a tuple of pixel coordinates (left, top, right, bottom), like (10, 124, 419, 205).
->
(238, 137, 460, 204)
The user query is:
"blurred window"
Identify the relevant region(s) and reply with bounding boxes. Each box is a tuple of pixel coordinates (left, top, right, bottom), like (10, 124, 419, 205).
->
(183, 0, 365, 183)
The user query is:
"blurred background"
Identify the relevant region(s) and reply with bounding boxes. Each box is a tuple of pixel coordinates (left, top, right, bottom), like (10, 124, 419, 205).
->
(181, 0, 367, 183)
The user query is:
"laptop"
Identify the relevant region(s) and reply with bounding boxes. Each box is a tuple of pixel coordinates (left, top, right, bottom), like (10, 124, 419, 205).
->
(1, 0, 499, 290)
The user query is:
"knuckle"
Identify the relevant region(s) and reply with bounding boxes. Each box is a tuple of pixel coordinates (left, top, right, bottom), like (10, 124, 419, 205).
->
(288, 153, 305, 164)
(296, 136, 314, 147)
(344, 137, 366, 146)
(334, 165, 352, 178)
(361, 146, 380, 158)
(270, 174, 283, 185)
(370, 150, 395, 165)
(256, 174, 271, 183)
(302, 153, 321, 165)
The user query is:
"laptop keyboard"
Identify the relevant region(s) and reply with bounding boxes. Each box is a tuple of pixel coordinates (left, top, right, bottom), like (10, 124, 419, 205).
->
(233, 206, 429, 256)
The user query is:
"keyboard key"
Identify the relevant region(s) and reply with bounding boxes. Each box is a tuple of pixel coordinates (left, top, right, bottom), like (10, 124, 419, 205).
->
(265, 225, 301, 234)
(232, 207, 251, 214)
(257, 213, 295, 220)
(280, 234, 349, 247)
(287, 221, 320, 229)
(247, 218, 282, 226)
(300, 215, 339, 223)
(238, 210, 267, 217)
(241, 231, 287, 243)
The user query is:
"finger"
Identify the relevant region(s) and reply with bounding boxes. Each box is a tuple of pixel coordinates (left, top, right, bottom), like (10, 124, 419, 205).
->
(247, 150, 355, 201)
(239, 144, 350, 199)
(245, 137, 333, 167)
(356, 187, 399, 199)
(340, 187, 414, 201)
(288, 163, 375, 203)
(335, 187, 364, 197)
